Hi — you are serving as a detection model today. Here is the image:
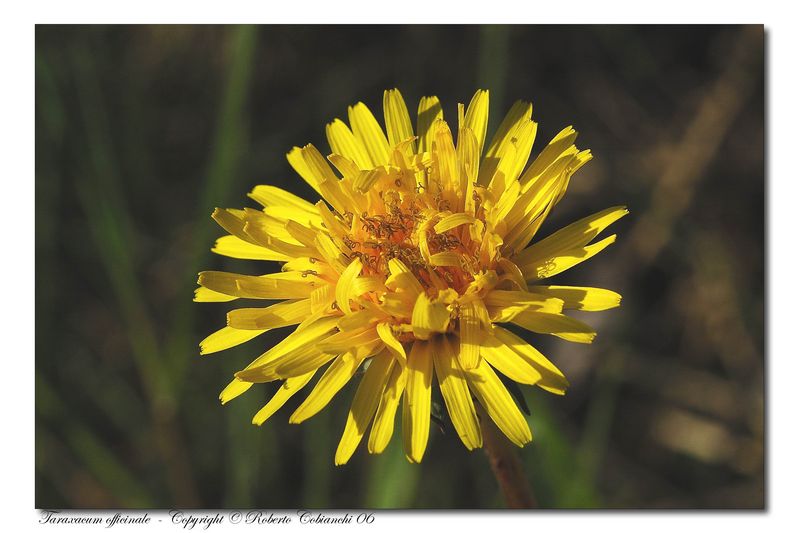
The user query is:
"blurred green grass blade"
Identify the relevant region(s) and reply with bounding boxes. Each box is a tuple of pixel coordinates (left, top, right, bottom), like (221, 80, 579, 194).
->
(70, 43, 168, 403)
(38, 375, 153, 507)
(198, 25, 258, 217)
(175, 26, 259, 507)
(570, 350, 626, 500)
(252, 414, 279, 507)
(477, 25, 511, 135)
(70, 37, 201, 506)
(301, 411, 334, 508)
(225, 387, 264, 508)
(166, 24, 257, 390)
(76, 361, 150, 439)
(365, 435, 421, 508)
(66, 426, 154, 508)
(35, 52, 66, 392)
(35, 373, 59, 419)
(75, 180, 166, 399)
(523, 392, 602, 508)
(35, 52, 66, 144)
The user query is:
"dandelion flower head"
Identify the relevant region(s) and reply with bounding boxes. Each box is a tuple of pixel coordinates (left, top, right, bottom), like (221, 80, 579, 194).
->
(196, 89, 627, 464)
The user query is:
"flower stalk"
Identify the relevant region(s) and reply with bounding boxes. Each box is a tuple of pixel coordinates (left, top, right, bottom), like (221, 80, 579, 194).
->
(480, 411, 537, 509)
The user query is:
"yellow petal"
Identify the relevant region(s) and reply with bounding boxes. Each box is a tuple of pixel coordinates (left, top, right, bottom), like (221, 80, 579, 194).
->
(484, 139, 516, 196)
(200, 326, 266, 356)
(194, 286, 237, 303)
(226, 299, 311, 330)
(351, 276, 385, 297)
(464, 89, 489, 156)
(237, 316, 339, 376)
(554, 149, 592, 206)
(516, 205, 629, 268)
(380, 292, 416, 320)
(402, 341, 433, 463)
(433, 212, 476, 234)
(458, 127, 479, 215)
(416, 96, 443, 154)
(519, 126, 578, 189)
(248, 185, 318, 215)
(310, 283, 336, 314)
(232, 208, 307, 244)
(511, 310, 597, 344)
(326, 119, 372, 169)
(492, 326, 569, 394)
(242, 346, 336, 383)
(337, 308, 380, 332)
(376, 322, 407, 365)
(352, 167, 386, 194)
(484, 290, 564, 321)
(480, 334, 543, 386)
(458, 302, 482, 369)
(198, 271, 317, 300)
(284, 220, 319, 248)
(245, 208, 305, 238)
(348, 102, 391, 167)
(318, 326, 380, 354)
(281, 257, 337, 280)
(312, 201, 347, 242)
(433, 336, 482, 450)
(520, 234, 618, 281)
(383, 89, 415, 155)
(433, 120, 461, 198)
(211, 208, 256, 245)
(212, 235, 288, 261)
(328, 153, 362, 182)
(335, 353, 395, 465)
(505, 161, 564, 229)
(507, 120, 539, 185)
(386, 259, 424, 296)
(503, 157, 572, 250)
(290, 350, 367, 424)
(301, 145, 352, 213)
(484, 289, 565, 311)
(495, 258, 528, 291)
(368, 361, 407, 454)
(486, 121, 537, 197)
(466, 358, 532, 447)
(287, 146, 322, 196)
(478, 101, 533, 187)
(428, 252, 462, 268)
(314, 232, 349, 274)
(388, 257, 415, 276)
(220, 378, 253, 404)
(485, 100, 533, 158)
(252, 371, 316, 425)
(528, 286, 622, 311)
(242, 221, 317, 258)
(335, 258, 363, 314)
(492, 178, 521, 225)
(262, 205, 324, 229)
(411, 292, 451, 340)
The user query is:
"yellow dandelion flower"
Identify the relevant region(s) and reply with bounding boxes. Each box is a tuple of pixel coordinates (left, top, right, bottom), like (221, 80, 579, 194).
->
(196, 89, 627, 465)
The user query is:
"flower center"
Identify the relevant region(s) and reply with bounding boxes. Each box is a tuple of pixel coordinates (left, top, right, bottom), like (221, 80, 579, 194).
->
(341, 186, 485, 295)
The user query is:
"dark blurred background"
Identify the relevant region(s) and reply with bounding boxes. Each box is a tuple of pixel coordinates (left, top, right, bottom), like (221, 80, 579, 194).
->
(35, 25, 764, 509)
